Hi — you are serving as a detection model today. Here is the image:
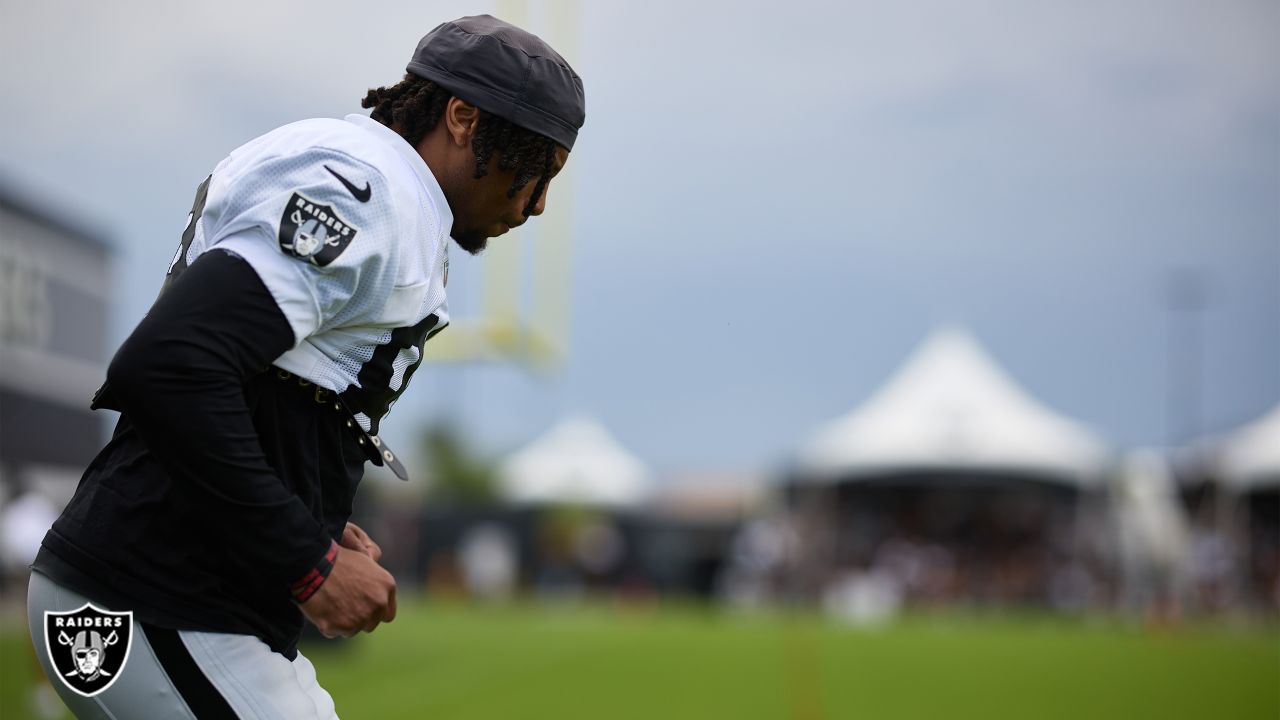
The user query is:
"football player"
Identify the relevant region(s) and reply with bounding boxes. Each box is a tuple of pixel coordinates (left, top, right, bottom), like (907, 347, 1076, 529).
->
(27, 15, 584, 719)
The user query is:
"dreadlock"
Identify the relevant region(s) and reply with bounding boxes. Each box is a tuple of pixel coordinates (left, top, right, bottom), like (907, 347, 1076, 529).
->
(361, 74, 557, 217)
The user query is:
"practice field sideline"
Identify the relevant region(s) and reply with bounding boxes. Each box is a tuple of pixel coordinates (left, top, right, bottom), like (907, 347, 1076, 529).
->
(2, 600, 1276, 719)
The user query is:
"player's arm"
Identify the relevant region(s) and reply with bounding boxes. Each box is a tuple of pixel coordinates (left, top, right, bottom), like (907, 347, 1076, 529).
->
(105, 249, 394, 635)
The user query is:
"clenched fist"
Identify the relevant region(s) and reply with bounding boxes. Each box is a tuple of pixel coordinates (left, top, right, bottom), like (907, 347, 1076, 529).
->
(300, 544, 397, 637)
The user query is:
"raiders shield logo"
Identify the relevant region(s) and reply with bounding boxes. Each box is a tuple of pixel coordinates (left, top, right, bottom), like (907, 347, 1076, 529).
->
(278, 192, 359, 266)
(44, 604, 133, 697)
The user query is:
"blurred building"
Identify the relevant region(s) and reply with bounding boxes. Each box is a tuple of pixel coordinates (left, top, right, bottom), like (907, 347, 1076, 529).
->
(0, 184, 111, 503)
(410, 418, 653, 599)
(408, 418, 755, 601)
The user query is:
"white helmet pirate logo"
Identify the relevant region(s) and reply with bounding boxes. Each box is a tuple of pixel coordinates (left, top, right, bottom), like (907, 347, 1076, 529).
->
(289, 212, 328, 257)
(61, 629, 118, 681)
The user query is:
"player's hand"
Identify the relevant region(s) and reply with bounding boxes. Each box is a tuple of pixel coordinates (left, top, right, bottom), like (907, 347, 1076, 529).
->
(299, 545, 397, 638)
(341, 521, 382, 562)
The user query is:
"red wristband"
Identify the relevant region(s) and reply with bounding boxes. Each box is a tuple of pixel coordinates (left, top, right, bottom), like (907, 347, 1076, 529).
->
(291, 540, 338, 603)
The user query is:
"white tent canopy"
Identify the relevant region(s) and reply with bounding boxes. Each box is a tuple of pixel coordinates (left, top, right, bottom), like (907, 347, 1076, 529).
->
(1215, 403, 1280, 491)
(500, 417, 653, 507)
(797, 327, 1109, 485)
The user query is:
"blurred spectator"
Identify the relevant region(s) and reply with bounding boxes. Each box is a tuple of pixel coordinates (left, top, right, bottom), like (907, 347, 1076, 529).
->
(573, 518, 625, 583)
(1188, 521, 1234, 612)
(823, 569, 903, 626)
(458, 523, 518, 600)
(0, 481, 59, 587)
(720, 517, 793, 608)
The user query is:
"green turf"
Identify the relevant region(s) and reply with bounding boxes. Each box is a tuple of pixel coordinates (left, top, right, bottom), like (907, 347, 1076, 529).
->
(2, 601, 1276, 719)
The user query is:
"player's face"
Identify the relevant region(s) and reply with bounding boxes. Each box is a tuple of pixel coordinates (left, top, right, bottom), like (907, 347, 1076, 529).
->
(451, 145, 569, 254)
(76, 648, 100, 674)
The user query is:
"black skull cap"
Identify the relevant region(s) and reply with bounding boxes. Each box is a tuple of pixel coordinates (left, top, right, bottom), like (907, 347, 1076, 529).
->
(407, 15, 585, 150)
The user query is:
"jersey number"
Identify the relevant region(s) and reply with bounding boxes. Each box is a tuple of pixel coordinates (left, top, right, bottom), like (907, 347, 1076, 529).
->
(161, 175, 212, 295)
(342, 313, 445, 434)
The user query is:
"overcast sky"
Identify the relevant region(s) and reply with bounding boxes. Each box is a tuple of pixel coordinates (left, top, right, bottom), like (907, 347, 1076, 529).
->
(2, 0, 1277, 476)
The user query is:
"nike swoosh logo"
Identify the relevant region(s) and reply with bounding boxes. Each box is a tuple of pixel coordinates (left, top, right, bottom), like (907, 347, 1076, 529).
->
(325, 165, 371, 203)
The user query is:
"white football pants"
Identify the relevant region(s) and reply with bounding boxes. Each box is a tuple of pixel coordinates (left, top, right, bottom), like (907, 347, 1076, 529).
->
(27, 571, 339, 719)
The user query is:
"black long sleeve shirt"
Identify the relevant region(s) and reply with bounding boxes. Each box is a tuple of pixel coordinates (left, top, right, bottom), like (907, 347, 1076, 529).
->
(34, 249, 365, 658)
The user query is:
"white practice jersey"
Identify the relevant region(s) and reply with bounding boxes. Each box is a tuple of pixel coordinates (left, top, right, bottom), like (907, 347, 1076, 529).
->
(168, 114, 452, 434)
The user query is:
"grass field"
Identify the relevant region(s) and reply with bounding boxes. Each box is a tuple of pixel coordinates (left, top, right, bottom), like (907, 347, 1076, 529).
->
(2, 600, 1276, 719)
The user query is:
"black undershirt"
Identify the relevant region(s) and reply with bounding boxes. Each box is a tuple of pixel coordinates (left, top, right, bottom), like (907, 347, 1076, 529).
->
(34, 250, 364, 658)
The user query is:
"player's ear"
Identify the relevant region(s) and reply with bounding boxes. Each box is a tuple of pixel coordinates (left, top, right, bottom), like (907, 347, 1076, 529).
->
(444, 98, 480, 148)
